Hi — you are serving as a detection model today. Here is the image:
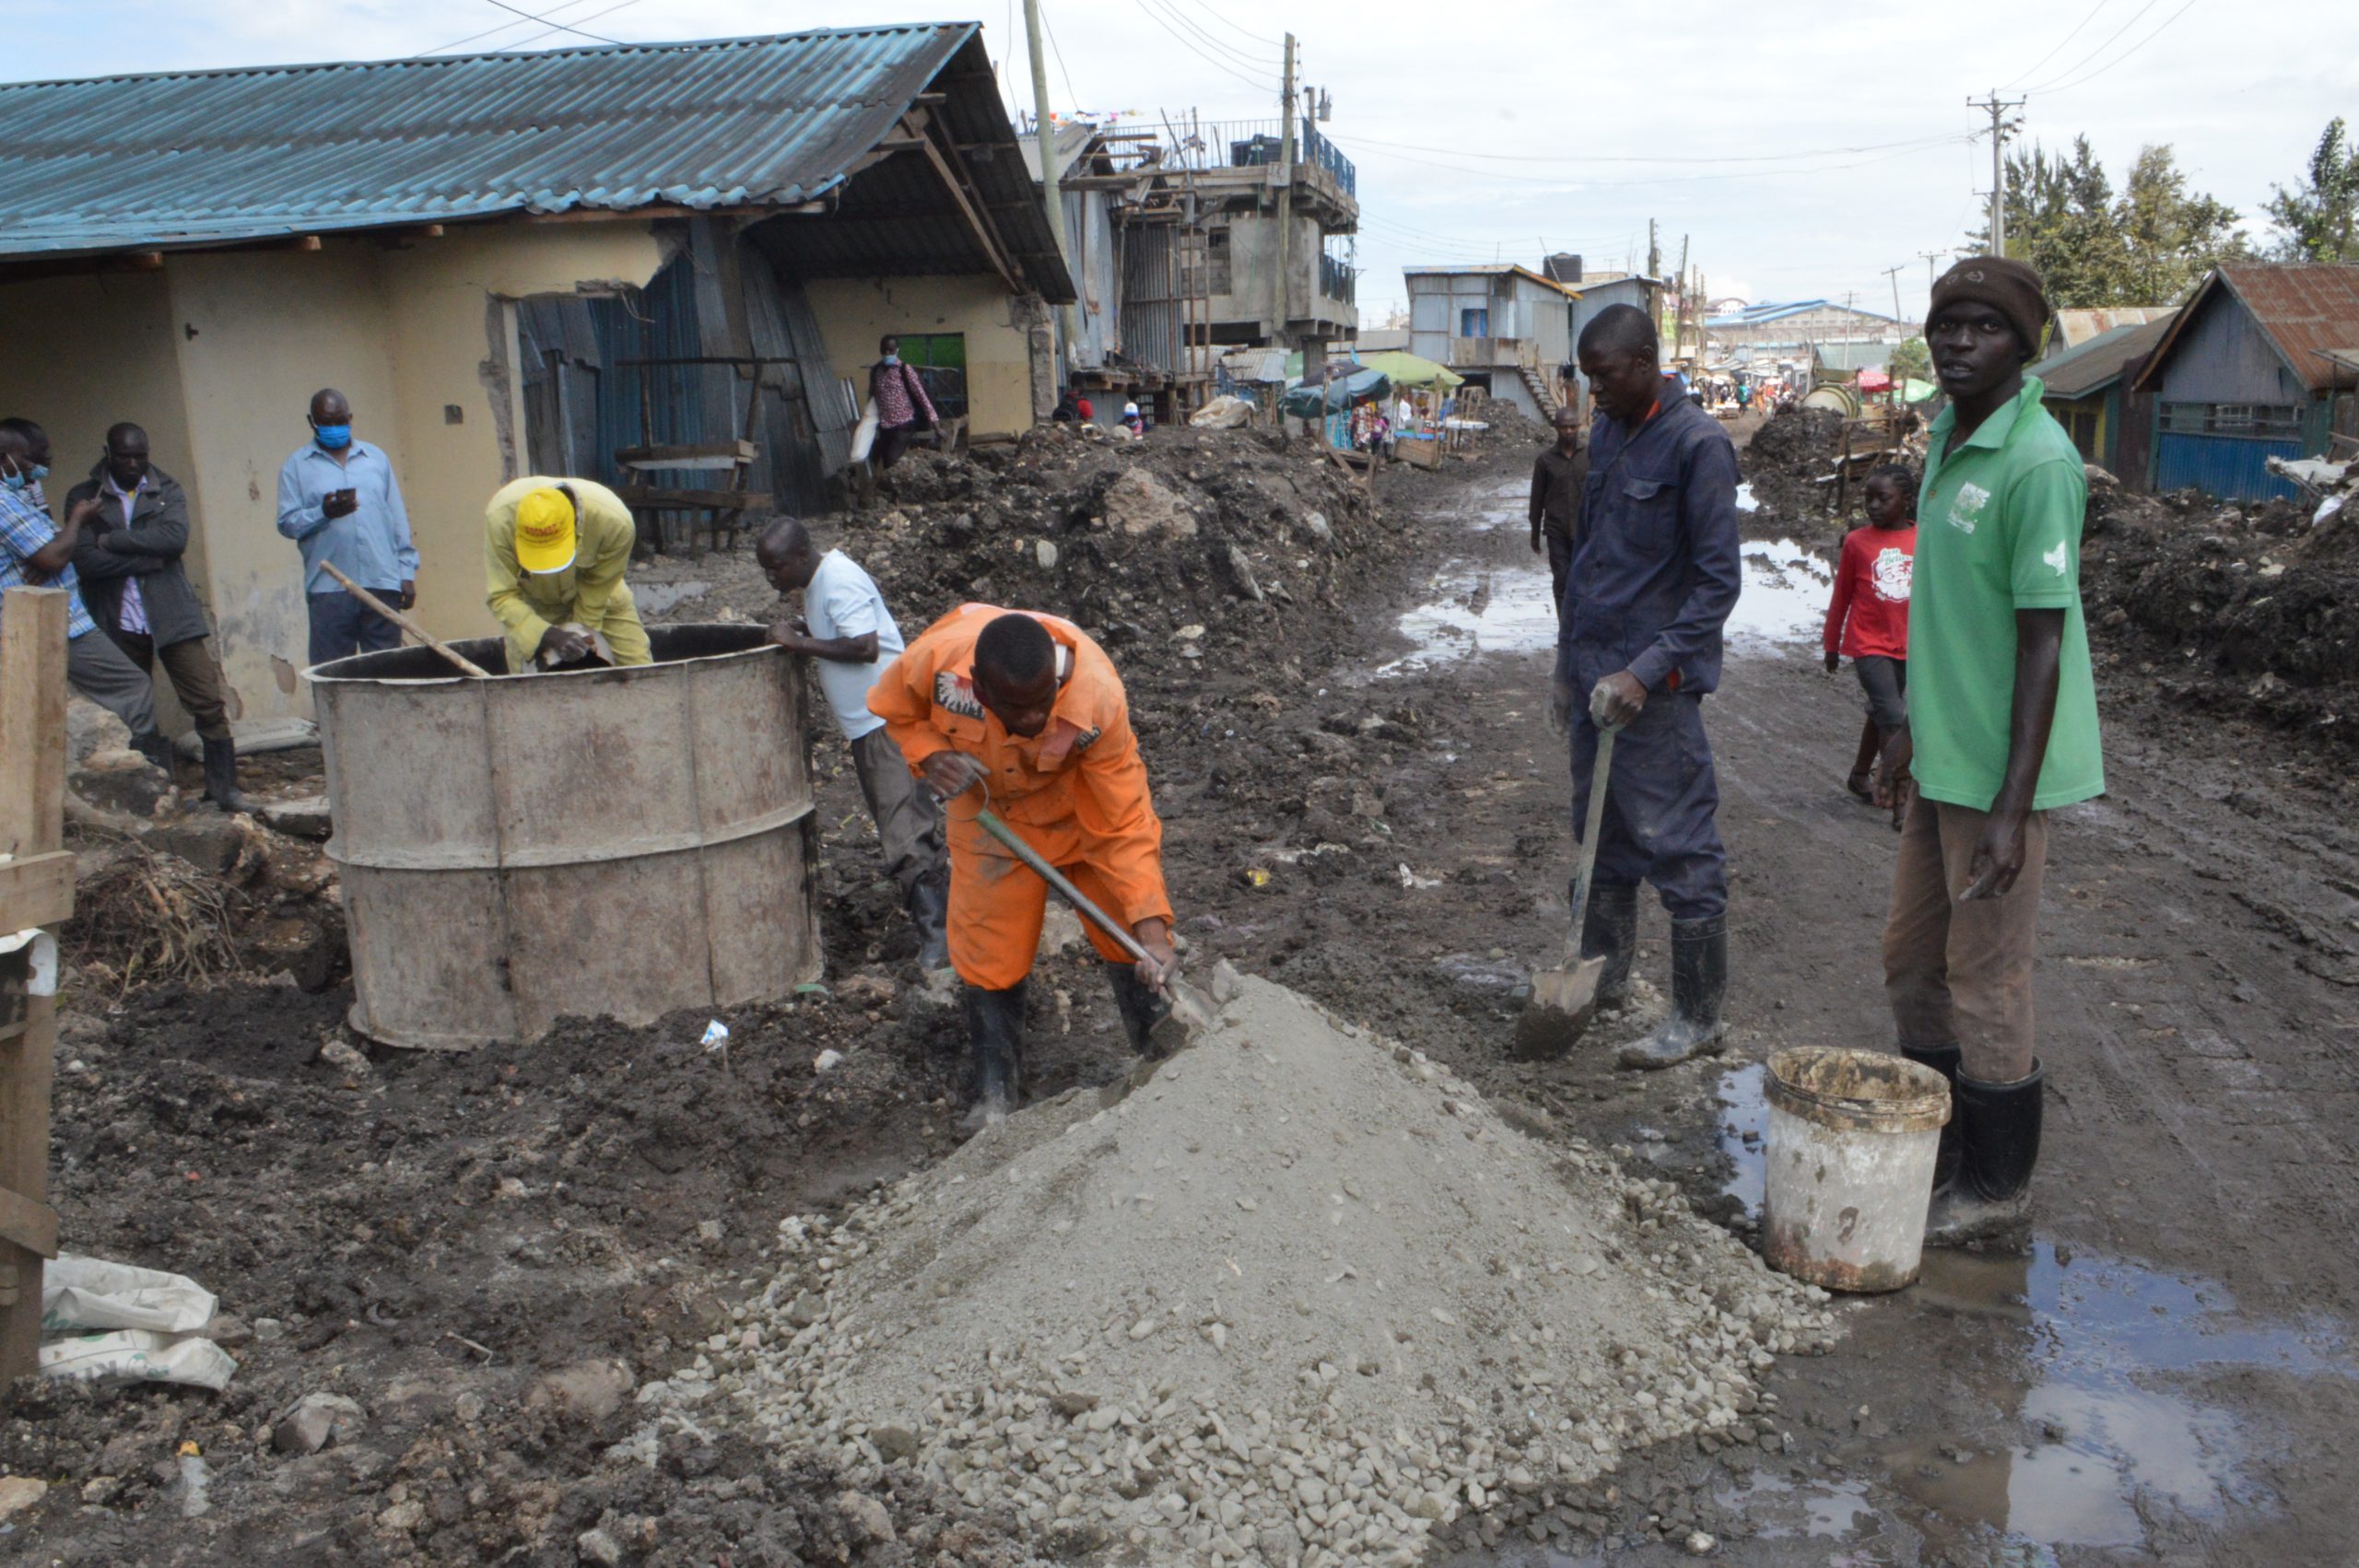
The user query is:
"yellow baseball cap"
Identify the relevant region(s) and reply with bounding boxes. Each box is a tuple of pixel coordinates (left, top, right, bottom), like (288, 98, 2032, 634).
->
(514, 487, 577, 573)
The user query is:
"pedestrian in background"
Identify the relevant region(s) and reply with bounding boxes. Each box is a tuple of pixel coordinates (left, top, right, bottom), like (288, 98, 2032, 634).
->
(1529, 405, 1590, 619)
(66, 422, 249, 811)
(1823, 462, 1918, 827)
(276, 388, 417, 665)
(869, 336, 939, 469)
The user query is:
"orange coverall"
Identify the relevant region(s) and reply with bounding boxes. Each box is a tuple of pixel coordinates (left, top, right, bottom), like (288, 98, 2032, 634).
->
(868, 603, 1173, 990)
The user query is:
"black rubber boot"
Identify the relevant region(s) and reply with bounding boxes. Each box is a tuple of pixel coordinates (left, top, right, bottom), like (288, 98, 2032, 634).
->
(905, 872, 951, 973)
(201, 735, 252, 813)
(1579, 881, 1639, 1010)
(960, 980, 1027, 1129)
(1106, 962, 1175, 1059)
(1618, 914, 1728, 1070)
(1901, 1040, 1965, 1193)
(131, 730, 175, 777)
(1925, 1061, 2044, 1247)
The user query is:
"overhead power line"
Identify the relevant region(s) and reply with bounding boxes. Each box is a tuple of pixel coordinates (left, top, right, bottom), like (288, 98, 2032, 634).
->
(2000, 0, 2110, 89)
(2023, 0, 2165, 90)
(506, 0, 644, 51)
(422, 0, 607, 53)
(1130, 0, 1278, 91)
(2036, 0, 2201, 94)
(1337, 130, 1976, 168)
(1138, 0, 1271, 71)
(473, 0, 624, 46)
(1181, 0, 1281, 49)
(1332, 135, 1969, 190)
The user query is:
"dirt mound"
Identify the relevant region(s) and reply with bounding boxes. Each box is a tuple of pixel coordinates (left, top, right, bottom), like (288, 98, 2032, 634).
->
(2083, 488, 2359, 758)
(1736, 407, 1844, 536)
(641, 977, 1834, 1565)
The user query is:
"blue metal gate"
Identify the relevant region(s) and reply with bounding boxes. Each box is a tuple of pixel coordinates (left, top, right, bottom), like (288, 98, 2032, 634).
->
(2153, 431, 2302, 502)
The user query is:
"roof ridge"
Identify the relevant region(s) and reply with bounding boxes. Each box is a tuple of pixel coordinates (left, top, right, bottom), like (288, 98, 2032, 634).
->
(0, 23, 964, 95)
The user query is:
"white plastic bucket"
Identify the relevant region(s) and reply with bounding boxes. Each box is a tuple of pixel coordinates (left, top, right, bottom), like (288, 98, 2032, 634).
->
(1760, 1047, 1951, 1293)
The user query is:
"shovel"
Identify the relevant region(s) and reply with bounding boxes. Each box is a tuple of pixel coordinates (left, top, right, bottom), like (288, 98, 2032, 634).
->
(972, 807, 1217, 1051)
(1514, 720, 1620, 1060)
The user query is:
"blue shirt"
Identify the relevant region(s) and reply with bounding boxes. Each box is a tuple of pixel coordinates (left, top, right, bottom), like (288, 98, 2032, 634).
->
(0, 486, 97, 639)
(1557, 393, 1743, 695)
(276, 439, 417, 595)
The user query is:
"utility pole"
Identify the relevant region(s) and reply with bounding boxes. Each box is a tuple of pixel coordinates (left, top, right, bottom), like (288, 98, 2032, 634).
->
(1968, 90, 2025, 257)
(1919, 250, 1946, 291)
(1274, 32, 1297, 353)
(1647, 219, 1660, 282)
(1882, 263, 1906, 326)
(1021, 0, 1076, 369)
(1674, 235, 1689, 358)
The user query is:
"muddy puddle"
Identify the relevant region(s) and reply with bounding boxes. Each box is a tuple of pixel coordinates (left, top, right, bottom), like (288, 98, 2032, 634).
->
(1704, 1061, 2355, 1555)
(1375, 487, 1831, 675)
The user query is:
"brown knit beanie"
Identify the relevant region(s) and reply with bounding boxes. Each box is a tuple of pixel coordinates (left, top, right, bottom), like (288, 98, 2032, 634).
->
(1930, 256, 2052, 357)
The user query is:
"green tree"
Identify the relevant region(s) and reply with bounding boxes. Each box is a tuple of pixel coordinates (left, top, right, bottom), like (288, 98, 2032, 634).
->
(1890, 338, 1931, 381)
(1976, 138, 2248, 307)
(2265, 117, 2359, 263)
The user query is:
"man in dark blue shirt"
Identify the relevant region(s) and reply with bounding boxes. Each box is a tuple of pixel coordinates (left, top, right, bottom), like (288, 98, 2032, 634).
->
(1552, 304, 1744, 1070)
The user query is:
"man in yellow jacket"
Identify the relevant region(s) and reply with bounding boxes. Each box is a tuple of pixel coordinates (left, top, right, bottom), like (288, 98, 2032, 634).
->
(485, 477, 651, 673)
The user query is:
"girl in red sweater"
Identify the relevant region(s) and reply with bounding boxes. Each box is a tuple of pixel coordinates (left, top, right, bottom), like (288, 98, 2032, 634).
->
(1823, 463, 1918, 825)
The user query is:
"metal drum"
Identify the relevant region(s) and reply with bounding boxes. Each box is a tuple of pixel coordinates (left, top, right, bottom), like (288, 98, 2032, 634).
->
(308, 625, 822, 1050)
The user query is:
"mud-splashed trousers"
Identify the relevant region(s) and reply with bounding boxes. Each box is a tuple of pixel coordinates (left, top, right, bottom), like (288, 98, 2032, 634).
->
(1566, 672, 1728, 921)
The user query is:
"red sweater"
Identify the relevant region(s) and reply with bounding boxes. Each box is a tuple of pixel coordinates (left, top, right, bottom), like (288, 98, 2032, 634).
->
(1823, 523, 1916, 660)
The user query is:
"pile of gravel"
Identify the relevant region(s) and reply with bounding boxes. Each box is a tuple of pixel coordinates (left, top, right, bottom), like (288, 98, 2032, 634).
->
(622, 977, 1837, 1565)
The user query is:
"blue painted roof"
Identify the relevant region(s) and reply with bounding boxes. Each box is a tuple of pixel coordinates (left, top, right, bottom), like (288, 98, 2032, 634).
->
(1708, 298, 1900, 329)
(0, 23, 1066, 290)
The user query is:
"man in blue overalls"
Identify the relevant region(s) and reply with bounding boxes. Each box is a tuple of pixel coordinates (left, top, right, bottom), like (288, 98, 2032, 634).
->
(1553, 304, 1744, 1070)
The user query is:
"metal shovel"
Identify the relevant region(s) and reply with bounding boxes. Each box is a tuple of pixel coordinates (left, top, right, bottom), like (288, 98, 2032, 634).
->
(973, 807, 1216, 1049)
(1514, 722, 1620, 1060)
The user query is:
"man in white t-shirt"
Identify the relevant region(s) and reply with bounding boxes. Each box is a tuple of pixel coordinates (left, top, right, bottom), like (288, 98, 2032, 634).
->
(758, 517, 949, 970)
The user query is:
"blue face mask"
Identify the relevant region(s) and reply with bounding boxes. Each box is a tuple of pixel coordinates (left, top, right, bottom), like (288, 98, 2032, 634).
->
(881, 354, 899, 367)
(27, 463, 46, 482)
(313, 423, 352, 451)
(0, 471, 23, 493)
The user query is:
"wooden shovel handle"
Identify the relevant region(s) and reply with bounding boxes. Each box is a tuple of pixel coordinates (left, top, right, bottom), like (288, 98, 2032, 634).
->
(319, 563, 490, 679)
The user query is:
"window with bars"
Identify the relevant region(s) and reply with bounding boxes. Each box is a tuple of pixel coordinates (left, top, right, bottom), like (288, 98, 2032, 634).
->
(2160, 402, 2302, 437)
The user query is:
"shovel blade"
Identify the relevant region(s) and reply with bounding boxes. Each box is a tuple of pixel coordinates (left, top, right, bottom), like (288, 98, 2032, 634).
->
(1145, 978, 1219, 1057)
(1513, 954, 1604, 1061)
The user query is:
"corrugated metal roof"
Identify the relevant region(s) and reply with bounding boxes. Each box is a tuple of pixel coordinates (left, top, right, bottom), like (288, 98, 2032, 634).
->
(0, 23, 1068, 296)
(2032, 314, 2176, 399)
(1811, 342, 1893, 372)
(2052, 306, 2174, 348)
(1400, 263, 1580, 299)
(1015, 122, 1099, 183)
(2136, 264, 2359, 396)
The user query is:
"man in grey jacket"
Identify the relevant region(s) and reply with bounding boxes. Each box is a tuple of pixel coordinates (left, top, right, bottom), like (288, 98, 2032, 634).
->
(67, 423, 249, 812)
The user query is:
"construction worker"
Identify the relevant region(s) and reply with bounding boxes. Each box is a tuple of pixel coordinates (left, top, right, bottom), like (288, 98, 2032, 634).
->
(484, 477, 651, 673)
(1555, 303, 1743, 1071)
(757, 516, 950, 972)
(1877, 256, 2104, 1246)
(868, 603, 1177, 1123)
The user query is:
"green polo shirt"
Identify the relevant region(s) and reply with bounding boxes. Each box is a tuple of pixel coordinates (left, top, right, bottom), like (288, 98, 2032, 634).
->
(1911, 376, 2105, 813)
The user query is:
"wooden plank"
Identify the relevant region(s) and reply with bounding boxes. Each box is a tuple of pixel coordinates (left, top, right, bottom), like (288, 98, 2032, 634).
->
(0, 587, 65, 1377)
(0, 1186, 56, 1259)
(615, 441, 757, 465)
(0, 851, 74, 932)
(615, 488, 774, 511)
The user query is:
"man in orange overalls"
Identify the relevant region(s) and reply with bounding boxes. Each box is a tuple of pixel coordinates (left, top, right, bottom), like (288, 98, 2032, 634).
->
(869, 603, 1179, 1122)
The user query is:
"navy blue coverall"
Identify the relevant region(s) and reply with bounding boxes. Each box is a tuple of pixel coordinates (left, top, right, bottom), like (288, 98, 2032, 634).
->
(1556, 391, 1743, 920)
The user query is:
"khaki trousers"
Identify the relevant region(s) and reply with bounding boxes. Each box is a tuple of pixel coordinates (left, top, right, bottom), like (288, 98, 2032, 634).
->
(1882, 794, 2049, 1082)
(117, 632, 231, 741)
(847, 726, 947, 896)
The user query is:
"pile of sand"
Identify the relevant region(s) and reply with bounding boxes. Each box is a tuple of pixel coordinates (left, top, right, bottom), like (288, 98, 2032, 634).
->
(627, 977, 1835, 1565)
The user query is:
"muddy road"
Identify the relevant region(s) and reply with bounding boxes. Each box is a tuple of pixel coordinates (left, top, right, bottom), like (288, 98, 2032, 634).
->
(6, 439, 2354, 1566)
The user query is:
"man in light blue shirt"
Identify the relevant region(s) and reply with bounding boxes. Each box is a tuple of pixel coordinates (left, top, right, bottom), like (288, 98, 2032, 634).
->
(276, 387, 417, 665)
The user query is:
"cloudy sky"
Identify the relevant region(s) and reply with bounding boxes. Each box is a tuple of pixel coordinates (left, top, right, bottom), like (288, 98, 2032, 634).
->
(13, 0, 2356, 322)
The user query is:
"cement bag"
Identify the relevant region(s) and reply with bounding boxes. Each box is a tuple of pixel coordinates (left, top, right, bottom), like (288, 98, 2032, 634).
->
(41, 1328, 238, 1391)
(41, 1254, 217, 1334)
(1190, 395, 1254, 429)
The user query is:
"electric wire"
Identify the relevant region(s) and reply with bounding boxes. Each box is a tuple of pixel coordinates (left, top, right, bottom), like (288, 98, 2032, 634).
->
(1138, 0, 1273, 71)
(1336, 130, 1978, 168)
(2034, 0, 2201, 94)
(1998, 0, 2110, 90)
(473, 0, 624, 46)
(1129, 0, 1279, 91)
(504, 0, 644, 51)
(1178, 0, 1281, 48)
(2021, 0, 2165, 90)
(1332, 134, 1969, 190)
(1040, 0, 1084, 111)
(420, 0, 606, 53)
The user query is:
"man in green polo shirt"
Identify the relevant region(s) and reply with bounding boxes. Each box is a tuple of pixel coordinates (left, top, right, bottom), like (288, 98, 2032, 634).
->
(1874, 255, 2104, 1246)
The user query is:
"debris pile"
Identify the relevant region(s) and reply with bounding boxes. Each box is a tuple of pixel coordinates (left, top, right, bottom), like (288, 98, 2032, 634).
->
(2083, 483, 2358, 755)
(1738, 406, 1846, 528)
(627, 977, 1837, 1564)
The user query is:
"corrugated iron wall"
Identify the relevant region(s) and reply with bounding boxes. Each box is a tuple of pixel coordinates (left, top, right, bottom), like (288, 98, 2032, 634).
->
(1123, 226, 1182, 375)
(2153, 432, 2301, 502)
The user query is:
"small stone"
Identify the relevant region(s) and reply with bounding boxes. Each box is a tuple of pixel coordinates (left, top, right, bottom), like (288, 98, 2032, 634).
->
(1037, 540, 1060, 569)
(837, 1490, 897, 1545)
(814, 1049, 846, 1074)
(319, 1038, 370, 1074)
(873, 1424, 920, 1463)
(252, 1317, 285, 1342)
(576, 1527, 624, 1566)
(0, 1477, 46, 1523)
(274, 1392, 366, 1456)
(1686, 1529, 1717, 1555)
